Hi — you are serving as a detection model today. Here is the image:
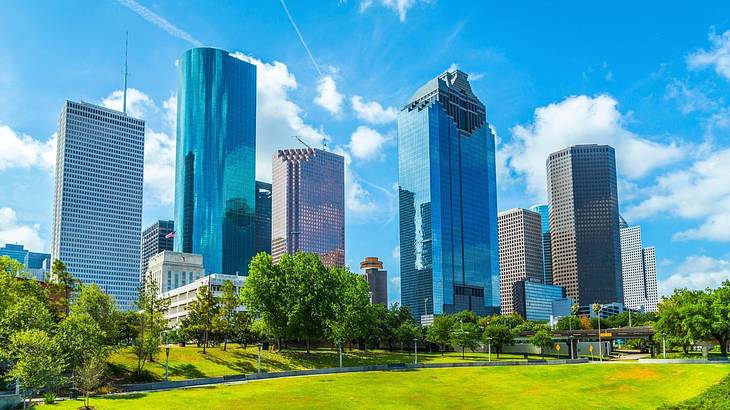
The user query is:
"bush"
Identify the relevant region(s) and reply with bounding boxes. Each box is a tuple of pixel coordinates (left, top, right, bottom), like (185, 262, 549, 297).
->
(44, 392, 56, 404)
(660, 374, 730, 409)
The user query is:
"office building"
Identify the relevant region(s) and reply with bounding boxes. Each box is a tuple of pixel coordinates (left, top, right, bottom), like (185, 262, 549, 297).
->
(361, 257, 388, 305)
(160, 273, 246, 327)
(498, 208, 544, 315)
(271, 148, 345, 267)
(0, 243, 51, 280)
(51, 101, 144, 310)
(140, 220, 174, 281)
(551, 298, 574, 319)
(529, 204, 553, 284)
(512, 278, 565, 322)
(255, 181, 272, 255)
(398, 68, 500, 321)
(174, 47, 257, 276)
(620, 224, 658, 312)
(145, 250, 205, 295)
(547, 144, 623, 306)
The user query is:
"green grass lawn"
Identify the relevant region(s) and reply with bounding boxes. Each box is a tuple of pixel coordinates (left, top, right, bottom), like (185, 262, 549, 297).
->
(51, 364, 729, 409)
(108, 344, 555, 383)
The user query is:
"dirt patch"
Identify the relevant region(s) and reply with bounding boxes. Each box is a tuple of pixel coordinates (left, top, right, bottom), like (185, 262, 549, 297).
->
(615, 366, 659, 381)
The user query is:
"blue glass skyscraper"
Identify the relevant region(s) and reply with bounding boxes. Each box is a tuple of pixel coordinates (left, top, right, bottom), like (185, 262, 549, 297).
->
(174, 48, 256, 276)
(398, 69, 500, 322)
(529, 204, 553, 285)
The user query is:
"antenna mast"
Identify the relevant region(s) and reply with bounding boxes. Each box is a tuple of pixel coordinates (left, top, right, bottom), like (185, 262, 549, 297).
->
(293, 135, 312, 149)
(123, 31, 129, 114)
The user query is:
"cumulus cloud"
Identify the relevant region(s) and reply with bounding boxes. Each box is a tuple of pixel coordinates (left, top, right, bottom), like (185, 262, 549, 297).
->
(351, 96, 398, 124)
(658, 255, 730, 296)
(359, 0, 423, 22)
(392, 245, 400, 260)
(162, 93, 177, 131)
(687, 27, 730, 80)
(348, 126, 389, 160)
(314, 75, 344, 116)
(0, 207, 44, 251)
(101, 88, 156, 119)
(333, 147, 378, 216)
(502, 94, 684, 200)
(0, 123, 55, 171)
(626, 148, 730, 242)
(664, 80, 719, 114)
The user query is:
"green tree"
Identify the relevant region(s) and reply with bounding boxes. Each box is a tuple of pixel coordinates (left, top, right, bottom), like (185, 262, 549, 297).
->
(8, 329, 65, 408)
(71, 283, 122, 345)
(134, 273, 169, 375)
(452, 310, 479, 324)
(0, 255, 25, 276)
(51, 259, 77, 317)
(215, 280, 239, 351)
(450, 321, 480, 359)
(711, 281, 730, 356)
(326, 267, 371, 351)
(396, 321, 418, 353)
(0, 297, 55, 347)
(385, 303, 413, 351)
(427, 315, 455, 356)
(230, 311, 256, 348)
(483, 323, 513, 358)
(73, 354, 105, 410)
(240, 253, 291, 349)
(55, 312, 106, 371)
(188, 284, 217, 354)
(555, 316, 581, 331)
(530, 329, 553, 357)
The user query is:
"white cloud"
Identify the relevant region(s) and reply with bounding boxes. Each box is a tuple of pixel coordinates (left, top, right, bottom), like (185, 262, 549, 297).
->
(116, 0, 203, 47)
(391, 275, 401, 286)
(229, 52, 329, 182)
(314, 75, 344, 116)
(333, 146, 378, 216)
(658, 255, 730, 296)
(665, 80, 718, 114)
(626, 147, 730, 242)
(348, 126, 389, 160)
(392, 245, 400, 260)
(162, 93, 177, 131)
(502, 94, 684, 200)
(101, 88, 156, 119)
(687, 27, 730, 80)
(0, 123, 55, 171)
(0, 207, 44, 251)
(142, 129, 176, 205)
(351, 96, 398, 124)
(359, 0, 423, 22)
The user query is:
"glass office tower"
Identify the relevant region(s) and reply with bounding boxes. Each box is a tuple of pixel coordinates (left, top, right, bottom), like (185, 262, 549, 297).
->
(398, 68, 500, 322)
(529, 204, 553, 284)
(174, 48, 256, 276)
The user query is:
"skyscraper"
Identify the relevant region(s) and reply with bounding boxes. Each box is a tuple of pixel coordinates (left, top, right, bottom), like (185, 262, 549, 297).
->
(255, 181, 272, 255)
(140, 220, 174, 281)
(51, 101, 144, 310)
(547, 144, 623, 306)
(620, 224, 658, 312)
(497, 208, 544, 315)
(361, 257, 388, 305)
(174, 47, 257, 276)
(529, 204, 553, 284)
(398, 68, 500, 321)
(271, 148, 345, 267)
(0, 243, 51, 280)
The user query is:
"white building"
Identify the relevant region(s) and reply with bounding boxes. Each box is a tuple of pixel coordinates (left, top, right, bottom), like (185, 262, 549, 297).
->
(620, 225, 658, 312)
(145, 251, 205, 294)
(159, 273, 246, 327)
(497, 208, 544, 315)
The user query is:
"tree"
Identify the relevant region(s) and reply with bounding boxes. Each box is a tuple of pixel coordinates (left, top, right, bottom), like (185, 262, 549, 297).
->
(0, 297, 55, 346)
(188, 284, 217, 354)
(8, 329, 65, 409)
(0, 255, 25, 276)
(326, 267, 371, 351)
(55, 312, 106, 371)
(134, 273, 169, 375)
(386, 304, 413, 351)
(71, 284, 122, 345)
(555, 316, 581, 331)
(216, 280, 239, 351)
(452, 310, 479, 324)
(51, 259, 77, 317)
(230, 311, 256, 348)
(450, 322, 480, 359)
(711, 281, 730, 356)
(427, 315, 455, 356)
(74, 354, 106, 410)
(396, 321, 418, 353)
(483, 323, 513, 358)
(530, 329, 553, 357)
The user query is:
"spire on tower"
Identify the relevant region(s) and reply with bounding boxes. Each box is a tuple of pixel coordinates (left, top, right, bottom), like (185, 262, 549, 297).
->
(123, 31, 129, 115)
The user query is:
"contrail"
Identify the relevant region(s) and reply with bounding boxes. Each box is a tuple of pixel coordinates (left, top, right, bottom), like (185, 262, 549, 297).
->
(116, 0, 203, 47)
(279, 0, 323, 77)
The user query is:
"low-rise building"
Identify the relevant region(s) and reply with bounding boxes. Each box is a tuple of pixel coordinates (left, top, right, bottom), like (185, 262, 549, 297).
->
(512, 278, 565, 321)
(145, 251, 205, 294)
(0, 243, 51, 281)
(160, 273, 246, 327)
(360, 256, 388, 305)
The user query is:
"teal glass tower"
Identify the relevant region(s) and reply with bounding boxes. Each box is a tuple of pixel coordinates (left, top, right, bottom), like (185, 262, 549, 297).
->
(398, 69, 500, 322)
(174, 48, 256, 276)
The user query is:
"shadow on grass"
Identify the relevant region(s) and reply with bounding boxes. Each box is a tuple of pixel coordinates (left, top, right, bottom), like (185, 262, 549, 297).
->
(168, 363, 206, 379)
(104, 393, 148, 400)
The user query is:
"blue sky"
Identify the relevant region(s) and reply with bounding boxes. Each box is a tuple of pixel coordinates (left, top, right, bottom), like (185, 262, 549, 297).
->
(2, 0, 730, 305)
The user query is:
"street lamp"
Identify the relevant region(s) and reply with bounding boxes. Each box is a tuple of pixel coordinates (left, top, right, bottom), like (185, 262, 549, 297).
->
(592, 303, 603, 362)
(661, 333, 667, 359)
(487, 336, 493, 362)
(256, 342, 263, 373)
(338, 341, 344, 368)
(165, 344, 171, 383)
(413, 338, 419, 364)
(423, 297, 429, 316)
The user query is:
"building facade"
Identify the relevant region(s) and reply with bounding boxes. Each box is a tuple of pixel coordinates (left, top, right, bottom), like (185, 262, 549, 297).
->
(140, 220, 174, 281)
(145, 250, 205, 295)
(271, 148, 345, 267)
(160, 273, 246, 327)
(498, 208, 544, 315)
(547, 144, 623, 307)
(361, 257, 388, 305)
(51, 101, 144, 310)
(620, 225, 658, 312)
(512, 279, 565, 322)
(0, 243, 51, 280)
(255, 181, 272, 255)
(174, 47, 257, 276)
(398, 68, 500, 321)
(529, 204, 553, 285)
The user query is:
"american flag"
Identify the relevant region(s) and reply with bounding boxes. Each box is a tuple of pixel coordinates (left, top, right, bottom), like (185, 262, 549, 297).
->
(165, 231, 176, 239)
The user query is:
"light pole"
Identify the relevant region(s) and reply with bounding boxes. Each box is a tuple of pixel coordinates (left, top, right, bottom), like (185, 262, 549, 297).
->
(628, 308, 632, 328)
(423, 297, 429, 316)
(165, 344, 171, 383)
(487, 336, 492, 362)
(339, 341, 344, 368)
(256, 342, 262, 373)
(413, 338, 419, 364)
(662, 333, 667, 359)
(592, 303, 603, 362)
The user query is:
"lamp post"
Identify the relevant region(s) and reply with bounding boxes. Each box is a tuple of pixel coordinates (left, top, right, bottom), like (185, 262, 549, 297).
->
(662, 333, 667, 359)
(592, 303, 603, 362)
(165, 344, 171, 383)
(256, 342, 262, 373)
(413, 338, 419, 364)
(339, 341, 344, 368)
(487, 336, 492, 362)
(423, 297, 429, 316)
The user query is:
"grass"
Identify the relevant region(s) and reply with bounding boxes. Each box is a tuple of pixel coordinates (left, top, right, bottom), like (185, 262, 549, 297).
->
(108, 344, 555, 383)
(660, 373, 730, 409)
(50, 364, 729, 409)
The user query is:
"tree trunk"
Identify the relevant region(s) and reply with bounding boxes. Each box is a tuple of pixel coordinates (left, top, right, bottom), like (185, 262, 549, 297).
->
(306, 339, 310, 354)
(223, 329, 228, 351)
(441, 345, 444, 356)
(462, 347, 465, 359)
(717, 335, 728, 357)
(203, 324, 208, 354)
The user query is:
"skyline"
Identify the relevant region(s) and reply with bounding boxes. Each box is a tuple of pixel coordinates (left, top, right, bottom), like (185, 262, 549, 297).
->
(2, 1, 730, 304)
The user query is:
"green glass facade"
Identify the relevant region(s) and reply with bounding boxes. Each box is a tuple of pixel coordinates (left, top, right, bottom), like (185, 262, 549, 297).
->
(174, 48, 256, 275)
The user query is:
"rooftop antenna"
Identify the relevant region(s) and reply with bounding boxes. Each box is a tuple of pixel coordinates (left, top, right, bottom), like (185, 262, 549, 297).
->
(122, 31, 129, 114)
(293, 135, 312, 149)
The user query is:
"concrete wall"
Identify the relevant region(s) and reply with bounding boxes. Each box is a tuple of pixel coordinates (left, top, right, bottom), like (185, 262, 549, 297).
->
(503, 341, 612, 357)
(0, 394, 21, 410)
